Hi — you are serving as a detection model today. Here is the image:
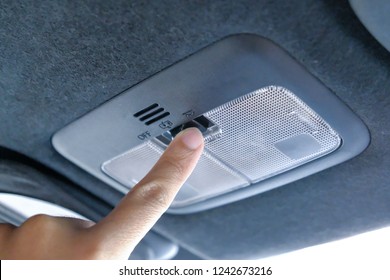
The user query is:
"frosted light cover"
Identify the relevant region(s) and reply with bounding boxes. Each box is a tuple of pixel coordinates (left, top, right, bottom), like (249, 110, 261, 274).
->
(102, 141, 248, 207)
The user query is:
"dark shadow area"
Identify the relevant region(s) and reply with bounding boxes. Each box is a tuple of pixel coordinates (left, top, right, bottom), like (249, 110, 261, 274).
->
(320, 0, 390, 65)
(0, 146, 113, 221)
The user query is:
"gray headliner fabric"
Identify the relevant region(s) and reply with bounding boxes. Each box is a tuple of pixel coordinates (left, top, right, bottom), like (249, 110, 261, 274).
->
(0, 0, 389, 259)
(350, 0, 390, 52)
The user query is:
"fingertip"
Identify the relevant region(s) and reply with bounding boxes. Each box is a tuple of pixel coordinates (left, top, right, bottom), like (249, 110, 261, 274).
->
(175, 127, 204, 150)
(89, 128, 205, 252)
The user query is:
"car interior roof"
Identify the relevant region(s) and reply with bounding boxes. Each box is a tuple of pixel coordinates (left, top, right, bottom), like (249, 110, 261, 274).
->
(0, 0, 389, 259)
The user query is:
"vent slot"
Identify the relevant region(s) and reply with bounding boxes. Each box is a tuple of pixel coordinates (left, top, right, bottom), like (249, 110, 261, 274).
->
(134, 103, 170, 125)
(145, 112, 170, 125)
(133, 103, 159, 118)
(139, 108, 165, 121)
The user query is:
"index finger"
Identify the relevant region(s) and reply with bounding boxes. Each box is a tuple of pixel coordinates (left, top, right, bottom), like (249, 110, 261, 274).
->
(89, 128, 204, 256)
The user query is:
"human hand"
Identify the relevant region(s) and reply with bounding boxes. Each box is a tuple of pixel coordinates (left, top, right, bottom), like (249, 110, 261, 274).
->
(0, 128, 204, 259)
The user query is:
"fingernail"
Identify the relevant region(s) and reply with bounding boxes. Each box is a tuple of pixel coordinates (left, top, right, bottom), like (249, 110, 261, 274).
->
(178, 128, 204, 150)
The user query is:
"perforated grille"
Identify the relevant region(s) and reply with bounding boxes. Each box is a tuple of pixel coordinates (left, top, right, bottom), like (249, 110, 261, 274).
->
(204, 86, 341, 182)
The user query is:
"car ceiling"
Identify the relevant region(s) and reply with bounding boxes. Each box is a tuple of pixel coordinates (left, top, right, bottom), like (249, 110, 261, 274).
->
(0, 0, 389, 259)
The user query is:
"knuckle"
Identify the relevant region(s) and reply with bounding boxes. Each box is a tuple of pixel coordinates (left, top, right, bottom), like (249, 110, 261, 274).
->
(15, 214, 58, 248)
(22, 214, 55, 229)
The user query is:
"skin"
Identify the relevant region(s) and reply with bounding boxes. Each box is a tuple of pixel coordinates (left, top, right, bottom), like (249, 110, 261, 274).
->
(0, 128, 204, 259)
